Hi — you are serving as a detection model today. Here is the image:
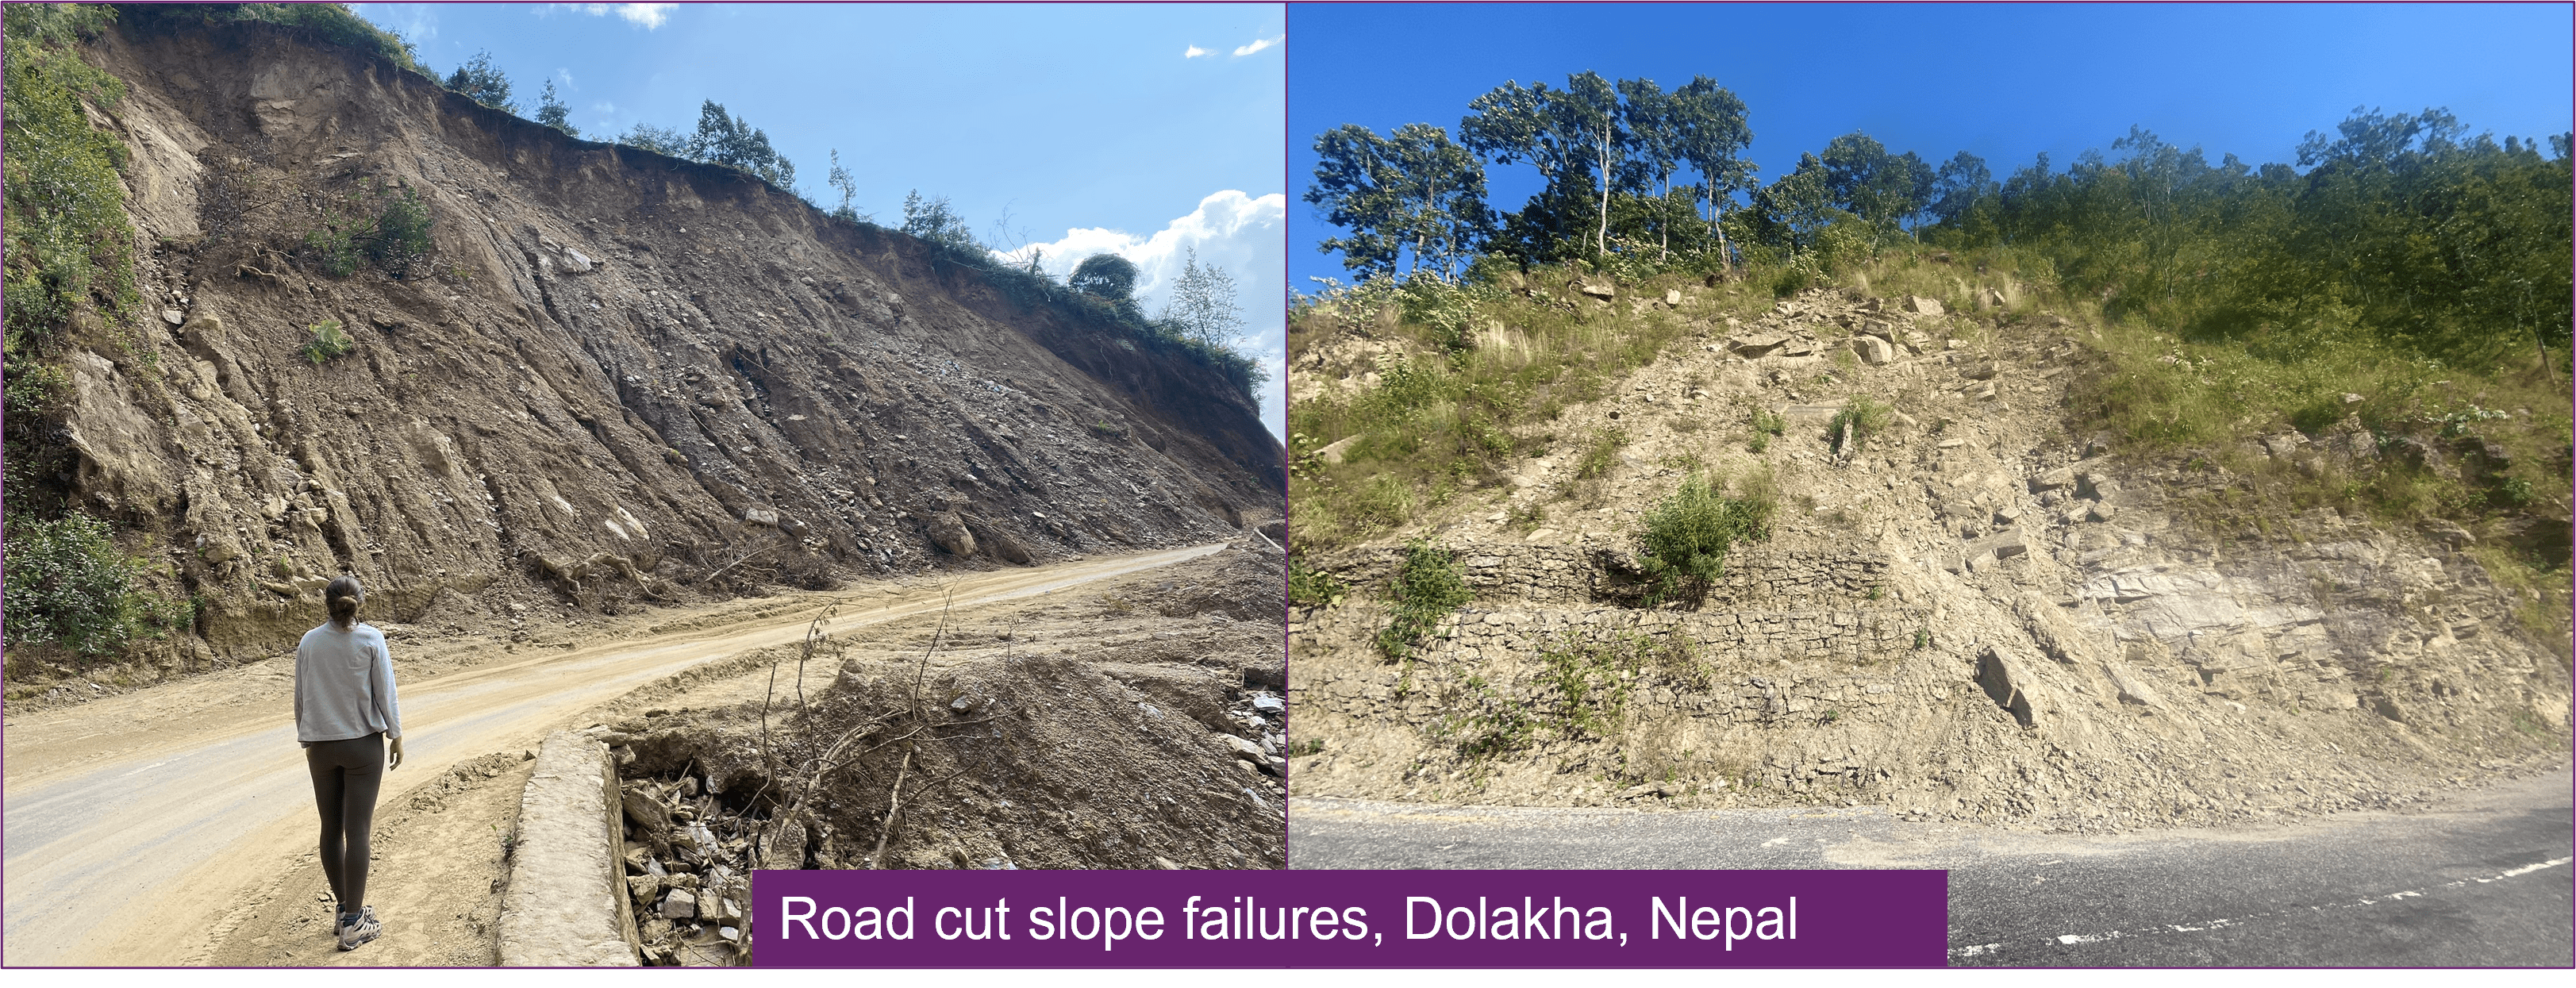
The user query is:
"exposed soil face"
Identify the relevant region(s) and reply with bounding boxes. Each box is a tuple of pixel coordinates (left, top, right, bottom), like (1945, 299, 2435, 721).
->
(1290, 283, 2572, 832)
(598, 540, 1289, 886)
(12, 18, 1279, 702)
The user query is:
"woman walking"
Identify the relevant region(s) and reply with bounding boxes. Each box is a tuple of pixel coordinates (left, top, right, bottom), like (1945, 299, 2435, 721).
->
(296, 575, 404, 951)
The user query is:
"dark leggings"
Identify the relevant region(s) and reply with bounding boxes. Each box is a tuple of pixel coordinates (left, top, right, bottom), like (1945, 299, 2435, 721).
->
(306, 732, 384, 916)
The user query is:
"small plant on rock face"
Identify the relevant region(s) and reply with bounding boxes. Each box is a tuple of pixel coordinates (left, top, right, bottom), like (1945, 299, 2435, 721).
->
(1286, 557, 1347, 608)
(1827, 396, 1894, 455)
(300, 320, 353, 365)
(1377, 537, 1471, 664)
(1573, 427, 1628, 480)
(1635, 468, 1777, 607)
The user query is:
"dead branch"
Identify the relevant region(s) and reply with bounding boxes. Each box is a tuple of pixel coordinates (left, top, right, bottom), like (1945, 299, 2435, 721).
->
(698, 538, 780, 586)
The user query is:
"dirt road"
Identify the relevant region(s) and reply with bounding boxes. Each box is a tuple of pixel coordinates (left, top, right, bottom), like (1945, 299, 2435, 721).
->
(3, 544, 1223, 966)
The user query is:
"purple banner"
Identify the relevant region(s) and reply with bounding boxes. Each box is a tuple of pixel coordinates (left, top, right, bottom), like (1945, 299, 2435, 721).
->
(753, 868, 1947, 967)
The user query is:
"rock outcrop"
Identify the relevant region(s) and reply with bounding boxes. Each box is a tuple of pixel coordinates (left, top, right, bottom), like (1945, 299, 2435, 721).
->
(1288, 279, 2570, 831)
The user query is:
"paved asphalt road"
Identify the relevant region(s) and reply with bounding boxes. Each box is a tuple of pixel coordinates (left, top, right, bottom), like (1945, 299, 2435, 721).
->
(1289, 766, 2573, 966)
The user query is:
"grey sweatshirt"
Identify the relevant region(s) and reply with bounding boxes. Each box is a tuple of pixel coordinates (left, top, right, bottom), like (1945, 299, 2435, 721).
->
(294, 622, 403, 745)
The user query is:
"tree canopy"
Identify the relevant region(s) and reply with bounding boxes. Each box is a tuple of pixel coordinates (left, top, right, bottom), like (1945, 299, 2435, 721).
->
(1069, 252, 1139, 300)
(444, 49, 515, 114)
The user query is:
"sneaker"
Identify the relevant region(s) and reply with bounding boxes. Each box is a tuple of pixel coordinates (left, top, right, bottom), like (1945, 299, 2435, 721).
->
(337, 905, 381, 951)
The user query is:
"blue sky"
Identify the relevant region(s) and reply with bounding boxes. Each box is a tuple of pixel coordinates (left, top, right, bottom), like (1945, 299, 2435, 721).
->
(1288, 2, 2576, 289)
(351, 2, 1288, 436)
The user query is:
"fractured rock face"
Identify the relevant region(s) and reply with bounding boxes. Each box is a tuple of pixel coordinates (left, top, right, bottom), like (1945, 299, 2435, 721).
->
(1977, 645, 2036, 729)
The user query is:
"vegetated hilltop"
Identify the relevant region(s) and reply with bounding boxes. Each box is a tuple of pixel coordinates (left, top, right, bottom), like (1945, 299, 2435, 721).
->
(1287, 75, 2570, 828)
(2, 8, 1281, 701)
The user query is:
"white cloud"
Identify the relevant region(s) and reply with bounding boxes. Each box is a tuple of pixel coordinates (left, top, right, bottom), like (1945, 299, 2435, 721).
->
(590, 101, 617, 114)
(1184, 45, 1212, 59)
(998, 190, 1287, 439)
(350, 4, 436, 44)
(557, 4, 675, 29)
(1232, 35, 1282, 58)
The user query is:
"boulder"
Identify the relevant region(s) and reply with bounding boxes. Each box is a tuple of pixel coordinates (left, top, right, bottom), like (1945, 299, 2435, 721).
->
(1727, 333, 1790, 358)
(2099, 661, 2164, 709)
(1976, 645, 2037, 728)
(1850, 335, 1894, 364)
(1662, 289, 1682, 306)
(659, 888, 698, 921)
(741, 506, 781, 528)
(925, 512, 976, 556)
(1313, 435, 1359, 465)
(1571, 275, 1617, 301)
(1901, 294, 1946, 316)
(1218, 733, 1265, 760)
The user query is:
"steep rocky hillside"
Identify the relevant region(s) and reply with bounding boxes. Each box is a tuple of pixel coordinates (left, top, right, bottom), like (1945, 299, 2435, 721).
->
(1288, 274, 2571, 832)
(16, 18, 1279, 689)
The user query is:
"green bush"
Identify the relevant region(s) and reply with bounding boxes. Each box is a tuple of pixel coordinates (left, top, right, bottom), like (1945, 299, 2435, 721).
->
(303, 184, 434, 278)
(1572, 427, 1628, 480)
(3, 4, 133, 346)
(3, 511, 189, 659)
(1538, 637, 1631, 737)
(1286, 557, 1347, 608)
(1750, 407, 1786, 436)
(301, 320, 354, 365)
(1826, 395, 1894, 454)
(1376, 537, 1470, 663)
(1636, 470, 1777, 605)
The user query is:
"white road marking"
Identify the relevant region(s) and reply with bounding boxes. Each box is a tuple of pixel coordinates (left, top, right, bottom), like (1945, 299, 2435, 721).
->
(1762, 836, 1790, 847)
(1955, 855, 2574, 959)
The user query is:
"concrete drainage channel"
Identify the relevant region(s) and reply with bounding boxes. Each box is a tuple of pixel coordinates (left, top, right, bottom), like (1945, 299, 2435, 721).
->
(495, 731, 647, 967)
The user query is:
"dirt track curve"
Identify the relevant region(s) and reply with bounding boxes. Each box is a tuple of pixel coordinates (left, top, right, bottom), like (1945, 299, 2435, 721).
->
(2, 544, 1222, 966)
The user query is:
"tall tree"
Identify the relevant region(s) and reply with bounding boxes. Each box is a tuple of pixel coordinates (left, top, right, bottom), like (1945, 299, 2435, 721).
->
(1555, 71, 1624, 256)
(1159, 247, 1246, 348)
(898, 190, 978, 253)
(1617, 77, 1680, 258)
(1385, 123, 1492, 281)
(1461, 79, 1582, 250)
(689, 100, 795, 187)
(1669, 75, 1755, 265)
(825, 148, 859, 221)
(534, 78, 576, 136)
(1928, 151, 1994, 226)
(1754, 152, 1841, 255)
(1819, 131, 1930, 243)
(444, 49, 516, 114)
(1305, 124, 1404, 279)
